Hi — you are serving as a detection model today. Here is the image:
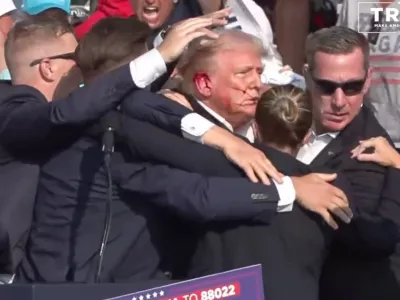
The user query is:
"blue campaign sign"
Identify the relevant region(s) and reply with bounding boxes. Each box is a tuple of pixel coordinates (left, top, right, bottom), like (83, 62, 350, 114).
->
(104, 265, 264, 300)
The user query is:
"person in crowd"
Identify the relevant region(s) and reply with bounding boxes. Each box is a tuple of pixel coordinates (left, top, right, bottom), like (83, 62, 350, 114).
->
(256, 0, 339, 73)
(296, 26, 400, 300)
(1, 13, 300, 284)
(273, 0, 309, 74)
(131, 0, 202, 31)
(75, 0, 135, 40)
(255, 84, 312, 156)
(0, 0, 16, 80)
(131, 0, 302, 88)
(21, 0, 70, 22)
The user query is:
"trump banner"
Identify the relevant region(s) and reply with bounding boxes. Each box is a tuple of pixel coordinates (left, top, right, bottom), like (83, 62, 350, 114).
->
(104, 265, 264, 300)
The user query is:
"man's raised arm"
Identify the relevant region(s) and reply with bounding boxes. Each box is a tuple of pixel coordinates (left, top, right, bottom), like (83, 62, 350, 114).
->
(0, 49, 166, 153)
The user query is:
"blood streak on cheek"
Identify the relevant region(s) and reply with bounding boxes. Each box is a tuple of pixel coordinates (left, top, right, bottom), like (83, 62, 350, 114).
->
(220, 92, 232, 110)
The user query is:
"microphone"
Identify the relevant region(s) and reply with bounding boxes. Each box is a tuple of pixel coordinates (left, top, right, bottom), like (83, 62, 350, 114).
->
(100, 111, 120, 155)
(102, 127, 115, 155)
(95, 111, 120, 283)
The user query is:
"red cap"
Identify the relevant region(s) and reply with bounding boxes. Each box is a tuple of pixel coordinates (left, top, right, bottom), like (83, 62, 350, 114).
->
(75, 0, 134, 39)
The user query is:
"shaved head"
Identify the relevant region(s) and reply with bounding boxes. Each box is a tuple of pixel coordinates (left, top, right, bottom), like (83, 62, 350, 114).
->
(5, 16, 74, 84)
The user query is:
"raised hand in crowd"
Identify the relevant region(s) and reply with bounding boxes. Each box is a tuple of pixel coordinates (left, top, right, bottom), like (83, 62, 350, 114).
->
(351, 137, 400, 169)
(157, 8, 231, 63)
(292, 173, 353, 230)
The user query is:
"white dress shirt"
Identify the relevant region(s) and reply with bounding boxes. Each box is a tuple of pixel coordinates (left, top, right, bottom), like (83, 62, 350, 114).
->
(197, 101, 255, 142)
(129, 49, 167, 88)
(181, 106, 296, 213)
(296, 132, 339, 165)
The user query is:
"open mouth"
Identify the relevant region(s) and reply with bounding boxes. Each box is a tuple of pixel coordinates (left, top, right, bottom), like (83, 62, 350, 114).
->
(142, 6, 160, 24)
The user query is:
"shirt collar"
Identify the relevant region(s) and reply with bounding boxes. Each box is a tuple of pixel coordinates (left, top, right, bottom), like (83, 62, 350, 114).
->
(197, 100, 233, 131)
(309, 131, 339, 143)
(197, 100, 255, 142)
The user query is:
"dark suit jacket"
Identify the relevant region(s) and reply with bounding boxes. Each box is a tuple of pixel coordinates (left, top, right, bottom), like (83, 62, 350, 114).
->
(338, 167, 400, 300)
(0, 145, 39, 274)
(117, 89, 353, 300)
(307, 107, 400, 300)
(0, 65, 142, 275)
(0, 65, 138, 156)
(17, 116, 284, 284)
(0, 69, 280, 283)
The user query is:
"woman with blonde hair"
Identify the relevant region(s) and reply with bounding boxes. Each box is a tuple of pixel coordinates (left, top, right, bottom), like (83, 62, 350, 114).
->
(255, 84, 313, 156)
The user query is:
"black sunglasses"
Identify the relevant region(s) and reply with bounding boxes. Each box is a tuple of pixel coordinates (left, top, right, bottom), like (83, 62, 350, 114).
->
(311, 75, 366, 96)
(30, 52, 75, 67)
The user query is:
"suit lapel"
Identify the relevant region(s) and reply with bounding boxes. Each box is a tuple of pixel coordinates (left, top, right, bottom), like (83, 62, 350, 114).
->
(174, 89, 232, 131)
(310, 107, 367, 168)
(310, 135, 344, 167)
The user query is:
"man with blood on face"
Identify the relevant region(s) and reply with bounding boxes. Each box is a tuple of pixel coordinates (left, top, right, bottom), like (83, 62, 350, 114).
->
(179, 29, 264, 134)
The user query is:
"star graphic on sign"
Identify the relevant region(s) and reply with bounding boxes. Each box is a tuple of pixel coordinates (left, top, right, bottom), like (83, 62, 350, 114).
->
(132, 297, 137, 300)
(159, 291, 164, 296)
(146, 294, 151, 299)
(139, 296, 144, 300)
(152, 292, 158, 298)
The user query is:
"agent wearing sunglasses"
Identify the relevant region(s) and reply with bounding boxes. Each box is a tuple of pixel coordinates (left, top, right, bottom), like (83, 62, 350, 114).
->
(299, 26, 399, 300)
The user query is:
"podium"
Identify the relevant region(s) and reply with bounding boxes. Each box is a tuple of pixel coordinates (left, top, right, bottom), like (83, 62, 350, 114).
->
(0, 281, 172, 300)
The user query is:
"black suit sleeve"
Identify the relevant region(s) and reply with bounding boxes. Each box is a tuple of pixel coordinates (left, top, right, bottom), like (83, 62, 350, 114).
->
(331, 159, 397, 257)
(118, 114, 313, 179)
(112, 162, 279, 223)
(309, 165, 354, 204)
(378, 167, 400, 236)
(121, 89, 192, 136)
(117, 114, 245, 176)
(120, 90, 319, 176)
(0, 65, 135, 153)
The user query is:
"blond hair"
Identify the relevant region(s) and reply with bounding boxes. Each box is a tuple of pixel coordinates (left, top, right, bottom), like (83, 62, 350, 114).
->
(176, 29, 266, 94)
(255, 84, 312, 150)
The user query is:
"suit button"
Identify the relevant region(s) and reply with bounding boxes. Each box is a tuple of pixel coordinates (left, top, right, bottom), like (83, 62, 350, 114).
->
(251, 193, 268, 200)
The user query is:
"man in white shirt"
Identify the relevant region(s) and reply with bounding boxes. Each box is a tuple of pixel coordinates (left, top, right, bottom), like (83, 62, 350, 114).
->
(299, 26, 399, 300)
